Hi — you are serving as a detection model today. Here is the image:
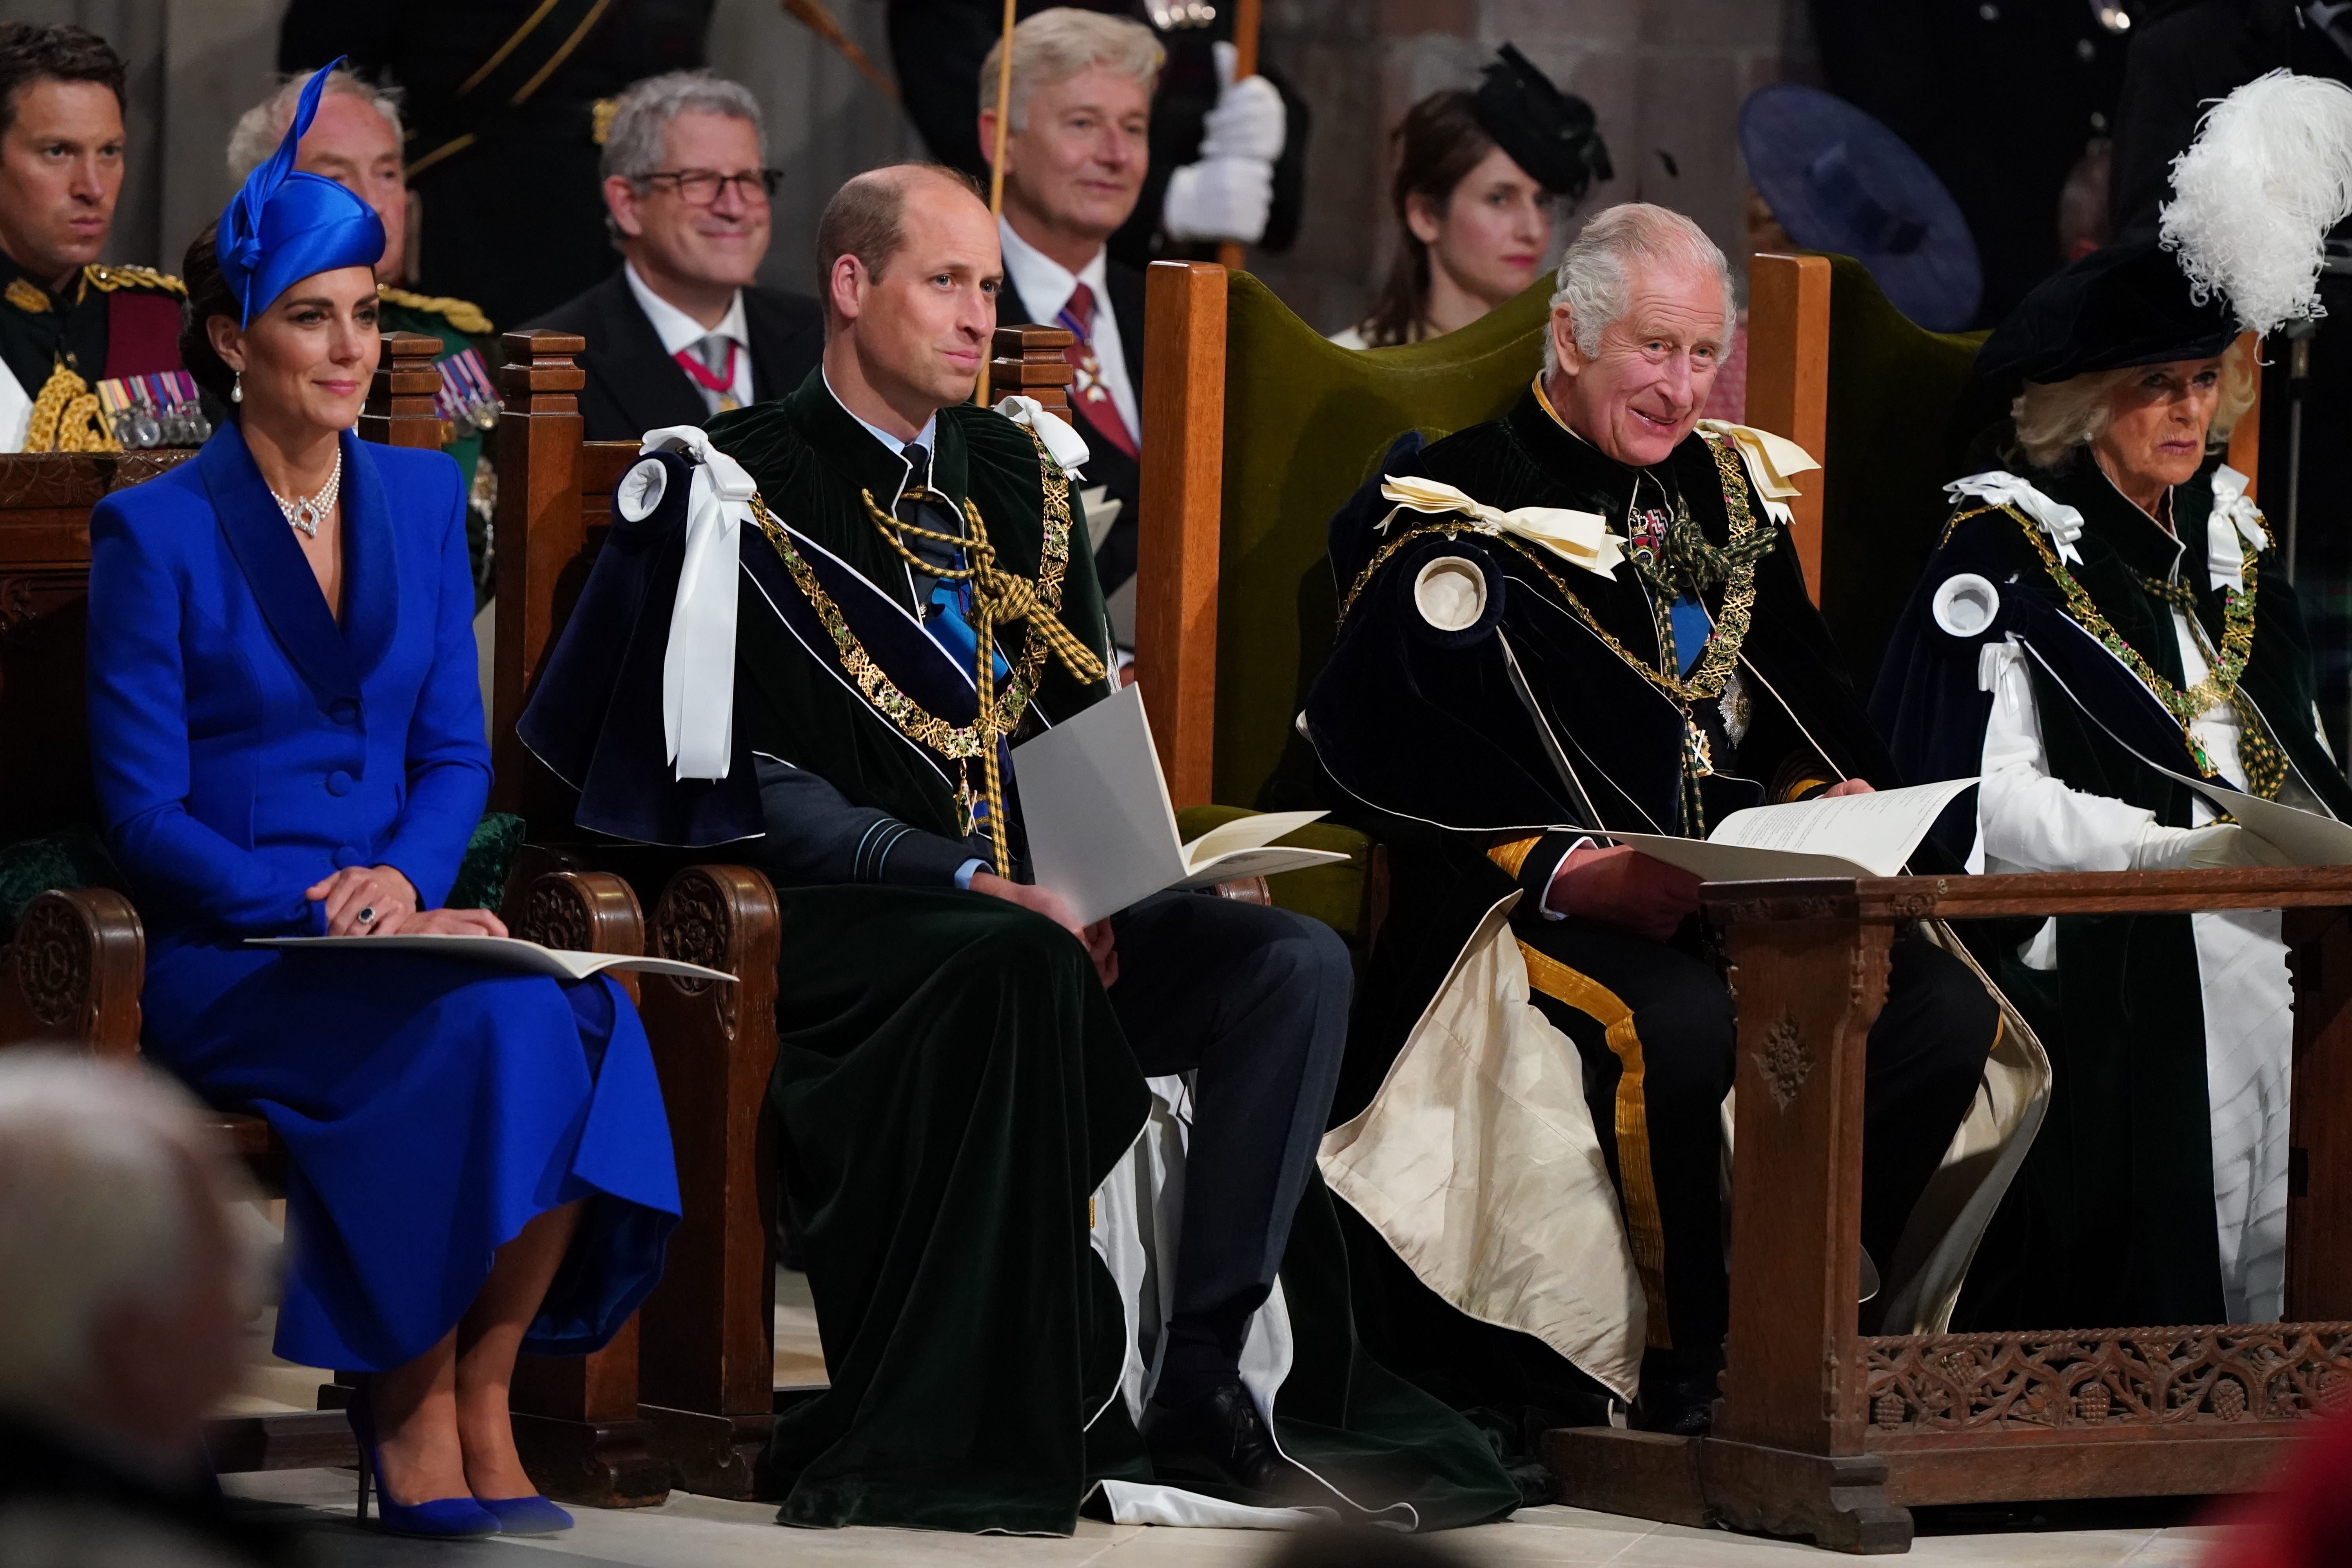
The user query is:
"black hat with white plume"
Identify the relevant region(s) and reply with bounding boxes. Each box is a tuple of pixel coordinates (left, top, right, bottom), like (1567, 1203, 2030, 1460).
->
(1976, 70, 2352, 387)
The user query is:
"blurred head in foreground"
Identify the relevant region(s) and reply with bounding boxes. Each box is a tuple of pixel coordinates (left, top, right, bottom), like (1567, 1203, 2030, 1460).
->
(0, 1053, 256, 1468)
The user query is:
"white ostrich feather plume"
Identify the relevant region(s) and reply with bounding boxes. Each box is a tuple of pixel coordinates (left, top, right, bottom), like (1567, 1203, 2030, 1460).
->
(2160, 69, 2352, 337)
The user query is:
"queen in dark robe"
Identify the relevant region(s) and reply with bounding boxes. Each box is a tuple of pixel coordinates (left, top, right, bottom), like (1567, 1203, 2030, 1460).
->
(1872, 73, 2352, 1327)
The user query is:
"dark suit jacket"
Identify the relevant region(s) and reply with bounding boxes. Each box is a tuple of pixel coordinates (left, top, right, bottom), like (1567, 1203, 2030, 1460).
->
(523, 269, 825, 442)
(999, 263, 1145, 593)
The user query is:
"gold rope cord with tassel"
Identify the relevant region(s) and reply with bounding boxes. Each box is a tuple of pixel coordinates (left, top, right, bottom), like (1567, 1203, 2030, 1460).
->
(862, 485, 1105, 875)
(25, 363, 119, 453)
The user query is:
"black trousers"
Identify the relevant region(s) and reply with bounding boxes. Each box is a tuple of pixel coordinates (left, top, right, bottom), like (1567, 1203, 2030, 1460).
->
(1108, 890, 1352, 1327)
(1512, 913, 1996, 1359)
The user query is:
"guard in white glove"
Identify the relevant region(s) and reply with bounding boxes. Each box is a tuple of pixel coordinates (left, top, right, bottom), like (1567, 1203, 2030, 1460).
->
(1161, 40, 1283, 244)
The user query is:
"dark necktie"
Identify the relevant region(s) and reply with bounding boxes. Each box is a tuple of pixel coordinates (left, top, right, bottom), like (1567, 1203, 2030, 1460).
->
(1054, 281, 1138, 459)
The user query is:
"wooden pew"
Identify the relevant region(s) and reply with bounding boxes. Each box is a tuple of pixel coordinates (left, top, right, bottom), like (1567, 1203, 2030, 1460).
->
(1549, 867, 2352, 1552)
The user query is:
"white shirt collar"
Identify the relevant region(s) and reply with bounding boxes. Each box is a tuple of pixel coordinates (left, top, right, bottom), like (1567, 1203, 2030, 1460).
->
(822, 370, 937, 482)
(623, 261, 748, 358)
(996, 216, 1109, 327)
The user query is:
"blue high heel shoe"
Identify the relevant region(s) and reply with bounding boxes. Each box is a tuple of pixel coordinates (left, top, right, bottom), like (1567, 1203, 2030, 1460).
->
(475, 1495, 574, 1536)
(347, 1387, 501, 1539)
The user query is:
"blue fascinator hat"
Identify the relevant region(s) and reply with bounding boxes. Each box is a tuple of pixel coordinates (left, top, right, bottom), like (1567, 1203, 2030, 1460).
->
(216, 60, 385, 324)
(1739, 83, 1981, 332)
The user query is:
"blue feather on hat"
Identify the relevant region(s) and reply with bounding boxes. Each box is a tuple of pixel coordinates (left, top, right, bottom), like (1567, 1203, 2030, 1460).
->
(216, 60, 385, 325)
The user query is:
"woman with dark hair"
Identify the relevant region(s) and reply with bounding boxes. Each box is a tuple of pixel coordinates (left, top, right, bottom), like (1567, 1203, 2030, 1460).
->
(1336, 46, 1608, 349)
(85, 64, 677, 1538)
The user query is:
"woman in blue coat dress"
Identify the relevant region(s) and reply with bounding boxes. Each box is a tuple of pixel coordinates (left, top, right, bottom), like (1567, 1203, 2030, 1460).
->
(83, 65, 678, 1539)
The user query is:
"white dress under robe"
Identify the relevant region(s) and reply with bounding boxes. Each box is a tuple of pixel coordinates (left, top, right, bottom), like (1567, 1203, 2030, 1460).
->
(1972, 600, 2310, 1322)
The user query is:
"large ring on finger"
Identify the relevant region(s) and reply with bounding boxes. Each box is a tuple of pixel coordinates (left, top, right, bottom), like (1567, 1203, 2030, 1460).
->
(356, 906, 378, 928)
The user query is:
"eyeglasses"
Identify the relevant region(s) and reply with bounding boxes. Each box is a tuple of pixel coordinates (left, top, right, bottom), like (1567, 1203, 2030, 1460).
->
(637, 167, 784, 205)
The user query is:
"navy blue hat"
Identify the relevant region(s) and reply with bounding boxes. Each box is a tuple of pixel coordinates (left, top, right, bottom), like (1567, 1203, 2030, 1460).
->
(1973, 239, 2238, 386)
(1473, 45, 1612, 204)
(1740, 83, 1981, 332)
(216, 61, 385, 325)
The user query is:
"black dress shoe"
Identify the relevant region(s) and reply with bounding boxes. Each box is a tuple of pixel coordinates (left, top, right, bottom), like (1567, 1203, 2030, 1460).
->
(1141, 1380, 1291, 1494)
(1631, 1364, 1719, 1436)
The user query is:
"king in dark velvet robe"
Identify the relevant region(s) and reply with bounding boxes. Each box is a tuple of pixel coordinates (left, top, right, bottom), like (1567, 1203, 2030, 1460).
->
(519, 372, 1520, 1533)
(1302, 383, 2018, 1437)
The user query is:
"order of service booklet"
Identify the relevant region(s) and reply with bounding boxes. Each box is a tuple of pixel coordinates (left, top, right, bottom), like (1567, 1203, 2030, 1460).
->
(1010, 684, 1351, 924)
(247, 935, 736, 984)
(2156, 763, 2352, 864)
(1598, 776, 1981, 882)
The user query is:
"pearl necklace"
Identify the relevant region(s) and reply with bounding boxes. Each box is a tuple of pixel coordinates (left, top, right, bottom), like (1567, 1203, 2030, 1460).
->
(274, 450, 342, 538)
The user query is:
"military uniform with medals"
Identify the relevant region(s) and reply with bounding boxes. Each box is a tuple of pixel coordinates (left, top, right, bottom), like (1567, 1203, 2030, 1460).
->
(1302, 385, 2009, 1435)
(377, 285, 501, 603)
(0, 251, 191, 453)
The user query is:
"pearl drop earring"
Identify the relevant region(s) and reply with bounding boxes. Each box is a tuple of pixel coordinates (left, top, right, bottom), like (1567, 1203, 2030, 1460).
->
(231, 370, 241, 405)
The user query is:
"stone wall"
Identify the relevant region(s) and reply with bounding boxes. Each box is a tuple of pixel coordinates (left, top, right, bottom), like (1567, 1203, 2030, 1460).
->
(37, 0, 1810, 328)
(1252, 0, 1820, 336)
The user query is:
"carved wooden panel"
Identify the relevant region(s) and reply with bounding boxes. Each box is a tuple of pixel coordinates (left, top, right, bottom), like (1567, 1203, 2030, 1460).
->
(1860, 1323, 2352, 1439)
(0, 450, 186, 508)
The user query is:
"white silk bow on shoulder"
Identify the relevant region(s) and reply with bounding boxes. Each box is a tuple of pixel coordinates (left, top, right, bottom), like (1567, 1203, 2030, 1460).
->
(1696, 420, 1819, 528)
(636, 424, 754, 782)
(993, 394, 1093, 475)
(2206, 463, 2269, 593)
(1946, 470, 2086, 566)
(1376, 475, 1625, 579)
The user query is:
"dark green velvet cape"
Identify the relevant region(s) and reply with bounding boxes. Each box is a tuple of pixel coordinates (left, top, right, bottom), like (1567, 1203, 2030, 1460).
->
(704, 379, 1518, 1533)
(709, 377, 1114, 839)
(1873, 448, 2352, 1328)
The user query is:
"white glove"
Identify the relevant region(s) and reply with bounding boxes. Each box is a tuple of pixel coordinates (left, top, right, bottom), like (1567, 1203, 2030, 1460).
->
(2129, 821, 2292, 871)
(1198, 40, 1287, 162)
(1163, 155, 1274, 243)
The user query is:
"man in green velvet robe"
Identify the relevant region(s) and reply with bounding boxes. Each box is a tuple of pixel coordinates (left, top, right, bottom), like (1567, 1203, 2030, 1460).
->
(519, 162, 1519, 1533)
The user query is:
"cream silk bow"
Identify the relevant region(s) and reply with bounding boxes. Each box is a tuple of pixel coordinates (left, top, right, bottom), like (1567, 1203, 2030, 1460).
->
(1947, 470, 2085, 565)
(2206, 463, 2268, 593)
(638, 425, 753, 782)
(993, 394, 1092, 475)
(1696, 419, 1819, 528)
(1377, 475, 1625, 579)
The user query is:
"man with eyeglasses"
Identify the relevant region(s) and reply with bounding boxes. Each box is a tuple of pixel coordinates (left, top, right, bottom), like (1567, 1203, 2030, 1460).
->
(525, 71, 823, 443)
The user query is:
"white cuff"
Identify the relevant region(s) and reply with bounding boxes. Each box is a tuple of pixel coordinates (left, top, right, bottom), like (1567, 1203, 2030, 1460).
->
(1538, 836, 1598, 920)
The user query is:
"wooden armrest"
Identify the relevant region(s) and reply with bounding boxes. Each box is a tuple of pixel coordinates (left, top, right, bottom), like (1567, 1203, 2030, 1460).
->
(637, 864, 782, 1428)
(0, 887, 143, 1056)
(1701, 866, 2352, 927)
(517, 869, 646, 1004)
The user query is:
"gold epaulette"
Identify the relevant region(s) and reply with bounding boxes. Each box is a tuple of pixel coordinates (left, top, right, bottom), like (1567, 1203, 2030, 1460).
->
(81, 263, 185, 296)
(378, 285, 494, 338)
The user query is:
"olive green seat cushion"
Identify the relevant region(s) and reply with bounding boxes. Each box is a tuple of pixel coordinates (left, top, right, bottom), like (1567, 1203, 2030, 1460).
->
(1213, 272, 1553, 810)
(1812, 253, 1990, 684)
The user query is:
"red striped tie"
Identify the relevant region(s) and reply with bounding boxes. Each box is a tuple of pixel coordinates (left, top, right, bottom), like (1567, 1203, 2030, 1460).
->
(1056, 282, 1137, 460)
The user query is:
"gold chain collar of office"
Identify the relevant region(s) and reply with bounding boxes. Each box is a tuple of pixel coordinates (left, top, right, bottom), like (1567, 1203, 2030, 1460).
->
(746, 426, 1105, 875)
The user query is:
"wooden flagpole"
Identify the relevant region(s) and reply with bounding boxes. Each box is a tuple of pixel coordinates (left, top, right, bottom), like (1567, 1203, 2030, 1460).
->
(1214, 0, 1262, 273)
(777, 0, 899, 100)
(977, 0, 1019, 405)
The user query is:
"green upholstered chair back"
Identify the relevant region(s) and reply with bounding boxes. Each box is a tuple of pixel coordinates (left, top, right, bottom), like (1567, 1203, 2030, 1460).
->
(1809, 254, 1987, 684)
(1211, 273, 1551, 807)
